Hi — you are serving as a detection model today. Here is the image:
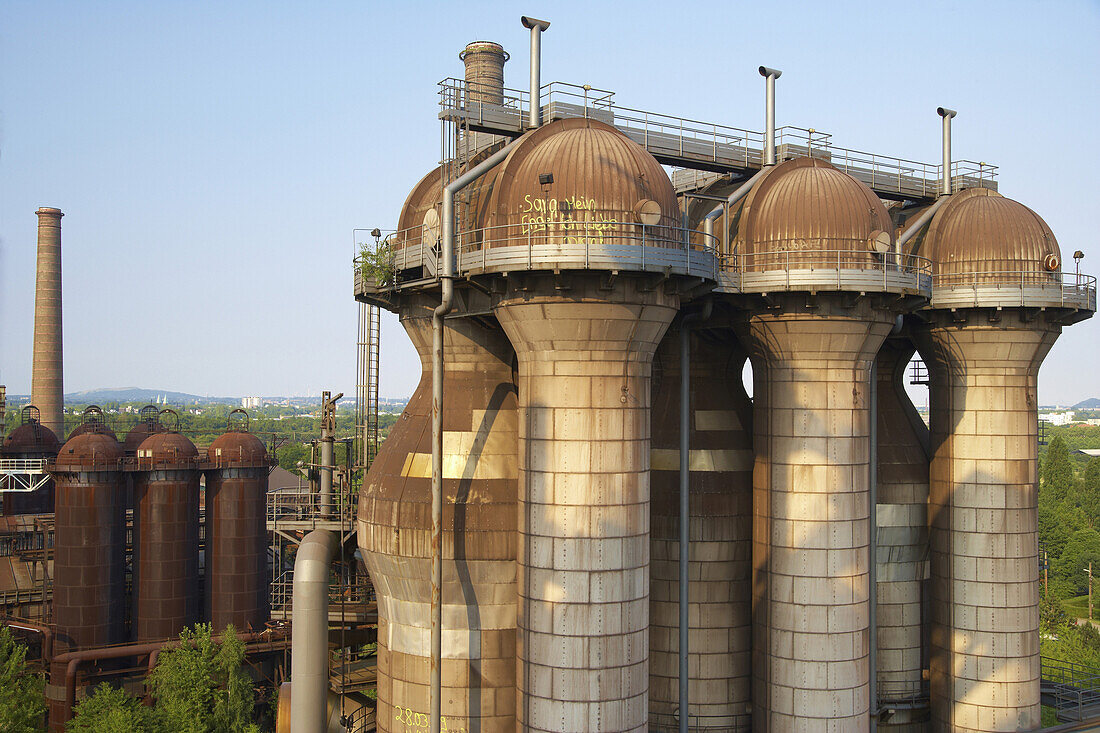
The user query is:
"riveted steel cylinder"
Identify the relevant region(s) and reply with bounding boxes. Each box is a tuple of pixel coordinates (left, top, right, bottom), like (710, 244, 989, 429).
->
(916, 312, 1058, 733)
(133, 432, 200, 642)
(649, 325, 753, 731)
(359, 296, 519, 733)
(205, 431, 269, 631)
(495, 274, 677, 733)
(874, 336, 930, 731)
(739, 298, 894, 731)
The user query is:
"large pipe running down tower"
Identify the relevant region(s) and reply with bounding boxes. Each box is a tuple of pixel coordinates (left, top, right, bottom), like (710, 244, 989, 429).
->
(32, 207, 64, 438)
(290, 529, 338, 733)
(521, 16, 550, 128)
(432, 138, 521, 733)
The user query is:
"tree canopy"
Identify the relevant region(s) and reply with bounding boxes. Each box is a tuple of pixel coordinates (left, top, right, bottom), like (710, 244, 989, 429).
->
(0, 625, 46, 733)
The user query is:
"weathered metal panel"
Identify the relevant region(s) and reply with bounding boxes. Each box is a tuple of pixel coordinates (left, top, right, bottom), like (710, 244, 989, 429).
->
(358, 295, 518, 733)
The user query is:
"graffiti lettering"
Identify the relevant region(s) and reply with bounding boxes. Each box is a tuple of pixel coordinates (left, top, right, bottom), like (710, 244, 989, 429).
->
(392, 705, 467, 733)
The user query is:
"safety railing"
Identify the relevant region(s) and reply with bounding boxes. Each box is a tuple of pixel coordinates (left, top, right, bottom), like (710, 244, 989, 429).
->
(724, 249, 933, 295)
(648, 711, 751, 732)
(877, 679, 929, 707)
(930, 270, 1097, 310)
(267, 485, 357, 528)
(355, 216, 720, 291)
(437, 78, 998, 199)
(1042, 655, 1100, 721)
(269, 570, 374, 615)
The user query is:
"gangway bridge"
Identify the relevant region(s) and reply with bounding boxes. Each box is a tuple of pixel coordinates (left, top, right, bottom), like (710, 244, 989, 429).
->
(438, 78, 997, 203)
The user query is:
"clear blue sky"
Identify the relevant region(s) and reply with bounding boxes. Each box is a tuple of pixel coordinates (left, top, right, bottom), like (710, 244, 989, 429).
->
(2, 1, 1098, 404)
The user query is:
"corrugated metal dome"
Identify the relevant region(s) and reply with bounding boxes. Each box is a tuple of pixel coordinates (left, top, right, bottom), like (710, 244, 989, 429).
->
(737, 157, 893, 261)
(5, 421, 61, 455)
(137, 431, 198, 461)
(207, 431, 267, 467)
(69, 422, 118, 443)
(55, 430, 123, 467)
(394, 164, 442, 254)
(484, 117, 680, 238)
(915, 187, 1061, 279)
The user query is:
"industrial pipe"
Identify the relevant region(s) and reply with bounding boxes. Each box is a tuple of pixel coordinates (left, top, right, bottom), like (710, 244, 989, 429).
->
(521, 16, 550, 128)
(430, 136, 521, 733)
(895, 196, 949, 255)
(937, 107, 957, 197)
(701, 167, 770, 258)
(290, 529, 338, 733)
(51, 629, 288, 729)
(4, 618, 53, 662)
(759, 66, 782, 166)
(868, 358, 878, 729)
(319, 392, 342, 517)
(677, 299, 712, 733)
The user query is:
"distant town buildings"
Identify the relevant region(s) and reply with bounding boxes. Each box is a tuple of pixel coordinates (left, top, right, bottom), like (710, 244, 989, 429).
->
(241, 396, 263, 409)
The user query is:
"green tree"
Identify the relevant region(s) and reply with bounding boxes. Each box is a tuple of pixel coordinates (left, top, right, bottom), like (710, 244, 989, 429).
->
(146, 624, 259, 733)
(1055, 527, 1100, 597)
(68, 683, 156, 733)
(0, 625, 46, 733)
(1044, 436, 1075, 502)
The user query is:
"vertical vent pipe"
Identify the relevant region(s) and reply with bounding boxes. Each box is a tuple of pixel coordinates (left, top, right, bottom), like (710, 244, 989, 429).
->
(759, 67, 782, 166)
(937, 107, 956, 196)
(521, 16, 550, 128)
(431, 136, 521, 733)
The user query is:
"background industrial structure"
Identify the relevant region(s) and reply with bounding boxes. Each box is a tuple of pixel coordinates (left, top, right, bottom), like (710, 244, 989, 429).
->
(2, 13, 1098, 733)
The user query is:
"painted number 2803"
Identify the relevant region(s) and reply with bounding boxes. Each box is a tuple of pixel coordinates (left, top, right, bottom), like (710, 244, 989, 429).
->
(393, 706, 466, 733)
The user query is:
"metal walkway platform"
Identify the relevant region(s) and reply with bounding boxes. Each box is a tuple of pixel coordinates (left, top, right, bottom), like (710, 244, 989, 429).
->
(439, 78, 998, 202)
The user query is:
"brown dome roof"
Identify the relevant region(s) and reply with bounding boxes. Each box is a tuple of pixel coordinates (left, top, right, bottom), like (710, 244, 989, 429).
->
(123, 420, 163, 453)
(207, 431, 268, 467)
(484, 117, 680, 237)
(915, 187, 1060, 279)
(55, 431, 124, 468)
(737, 157, 893, 259)
(137, 431, 198, 461)
(5, 422, 61, 455)
(68, 421, 118, 442)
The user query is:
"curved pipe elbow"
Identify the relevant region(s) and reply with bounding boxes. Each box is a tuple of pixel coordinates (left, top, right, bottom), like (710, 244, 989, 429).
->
(937, 106, 957, 119)
(521, 16, 550, 30)
(759, 66, 782, 79)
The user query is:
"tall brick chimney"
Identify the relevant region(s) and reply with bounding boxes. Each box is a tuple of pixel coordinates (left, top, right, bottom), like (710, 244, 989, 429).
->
(32, 207, 64, 438)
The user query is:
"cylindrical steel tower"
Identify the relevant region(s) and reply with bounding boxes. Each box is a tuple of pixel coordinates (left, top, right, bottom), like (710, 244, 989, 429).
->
(48, 428, 125, 733)
(488, 118, 685, 731)
(205, 423, 270, 631)
(133, 430, 200, 641)
(649, 324, 753, 730)
(358, 294, 519, 732)
(873, 333, 930, 730)
(32, 207, 64, 438)
(2, 407, 60, 515)
(909, 187, 1095, 732)
(729, 157, 923, 730)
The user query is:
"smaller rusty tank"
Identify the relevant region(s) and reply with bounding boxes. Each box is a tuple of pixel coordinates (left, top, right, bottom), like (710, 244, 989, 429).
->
(205, 410, 270, 631)
(3, 406, 60, 514)
(133, 416, 200, 642)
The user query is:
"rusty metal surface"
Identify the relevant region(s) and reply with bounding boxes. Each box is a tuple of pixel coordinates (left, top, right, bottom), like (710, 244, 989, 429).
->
(358, 296, 518, 733)
(915, 187, 1061, 280)
(735, 156, 894, 266)
(132, 432, 200, 642)
(123, 408, 164, 454)
(206, 431, 269, 631)
(649, 325, 753, 730)
(49, 433, 125, 658)
(3, 419, 60, 515)
(484, 117, 681, 236)
(31, 208, 64, 438)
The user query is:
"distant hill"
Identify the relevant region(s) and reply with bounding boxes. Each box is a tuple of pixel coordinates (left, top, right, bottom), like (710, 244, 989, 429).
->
(63, 387, 234, 405)
(1074, 398, 1100, 409)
